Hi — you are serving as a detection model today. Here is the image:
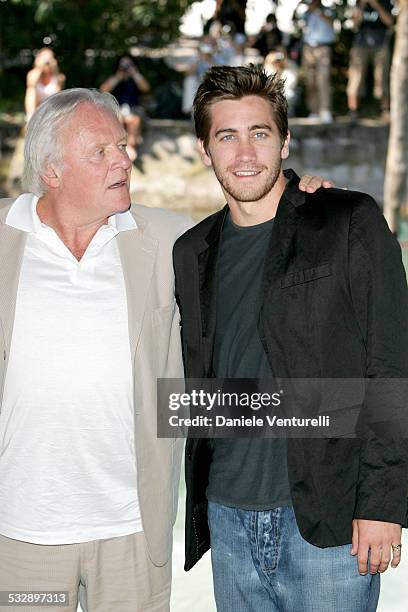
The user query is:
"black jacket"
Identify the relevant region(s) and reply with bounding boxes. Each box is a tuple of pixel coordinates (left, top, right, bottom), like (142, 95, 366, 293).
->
(173, 170, 408, 571)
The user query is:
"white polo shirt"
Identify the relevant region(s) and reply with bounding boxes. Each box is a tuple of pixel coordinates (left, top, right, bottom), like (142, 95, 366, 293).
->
(0, 194, 143, 544)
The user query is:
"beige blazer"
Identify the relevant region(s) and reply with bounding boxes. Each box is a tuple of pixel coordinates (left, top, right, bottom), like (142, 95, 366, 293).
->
(0, 198, 191, 567)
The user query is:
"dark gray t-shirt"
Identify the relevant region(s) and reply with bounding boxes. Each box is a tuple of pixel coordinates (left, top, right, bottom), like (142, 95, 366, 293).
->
(354, 0, 393, 47)
(206, 213, 292, 510)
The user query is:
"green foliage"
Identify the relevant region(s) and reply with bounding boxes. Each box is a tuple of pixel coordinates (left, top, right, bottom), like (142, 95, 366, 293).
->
(0, 0, 194, 109)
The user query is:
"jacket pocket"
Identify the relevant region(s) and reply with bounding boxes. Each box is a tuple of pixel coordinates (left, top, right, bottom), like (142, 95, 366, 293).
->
(280, 263, 332, 288)
(151, 301, 177, 327)
(151, 301, 180, 377)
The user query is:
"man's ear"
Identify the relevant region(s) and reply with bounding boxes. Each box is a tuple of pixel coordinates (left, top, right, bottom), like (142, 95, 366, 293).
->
(197, 139, 212, 168)
(281, 131, 290, 161)
(41, 163, 61, 190)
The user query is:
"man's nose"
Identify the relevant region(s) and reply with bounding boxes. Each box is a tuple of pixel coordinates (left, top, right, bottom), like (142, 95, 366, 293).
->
(236, 140, 256, 162)
(113, 146, 132, 170)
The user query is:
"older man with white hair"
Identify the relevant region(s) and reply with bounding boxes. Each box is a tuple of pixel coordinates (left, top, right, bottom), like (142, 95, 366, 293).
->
(0, 87, 331, 612)
(0, 88, 190, 612)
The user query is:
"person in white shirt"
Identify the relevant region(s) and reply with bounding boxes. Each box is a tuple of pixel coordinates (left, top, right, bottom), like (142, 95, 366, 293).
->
(264, 50, 299, 117)
(0, 88, 190, 612)
(0, 87, 334, 612)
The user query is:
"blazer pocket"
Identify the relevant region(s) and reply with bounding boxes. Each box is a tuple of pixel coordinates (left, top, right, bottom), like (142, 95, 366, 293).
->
(280, 263, 332, 288)
(151, 302, 177, 327)
(151, 302, 179, 376)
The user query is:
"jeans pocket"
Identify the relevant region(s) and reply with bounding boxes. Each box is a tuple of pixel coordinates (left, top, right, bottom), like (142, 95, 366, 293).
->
(255, 509, 280, 571)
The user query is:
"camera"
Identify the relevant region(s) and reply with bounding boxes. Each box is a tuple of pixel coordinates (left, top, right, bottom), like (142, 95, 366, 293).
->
(119, 58, 132, 71)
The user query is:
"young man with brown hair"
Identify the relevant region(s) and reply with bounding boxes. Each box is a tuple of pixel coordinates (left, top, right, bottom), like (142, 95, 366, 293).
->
(173, 64, 408, 611)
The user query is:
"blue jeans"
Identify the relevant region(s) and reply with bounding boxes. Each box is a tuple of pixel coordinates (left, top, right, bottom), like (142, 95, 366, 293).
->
(207, 502, 380, 612)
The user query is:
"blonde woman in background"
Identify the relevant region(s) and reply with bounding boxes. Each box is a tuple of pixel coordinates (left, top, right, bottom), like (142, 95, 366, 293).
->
(25, 48, 65, 122)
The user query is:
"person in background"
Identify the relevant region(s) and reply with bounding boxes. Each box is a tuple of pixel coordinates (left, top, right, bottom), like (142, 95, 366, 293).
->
(206, 21, 235, 66)
(264, 49, 299, 116)
(230, 32, 248, 66)
(25, 48, 65, 122)
(300, 0, 335, 123)
(215, 24, 248, 66)
(252, 13, 283, 59)
(214, 0, 247, 35)
(347, 0, 394, 121)
(101, 54, 150, 161)
(182, 38, 219, 116)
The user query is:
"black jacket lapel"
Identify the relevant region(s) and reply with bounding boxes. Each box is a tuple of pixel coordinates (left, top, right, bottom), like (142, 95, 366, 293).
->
(197, 206, 228, 376)
(260, 188, 302, 306)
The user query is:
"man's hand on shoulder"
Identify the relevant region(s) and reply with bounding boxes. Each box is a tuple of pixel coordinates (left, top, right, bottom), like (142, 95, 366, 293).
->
(298, 175, 335, 193)
(351, 519, 402, 575)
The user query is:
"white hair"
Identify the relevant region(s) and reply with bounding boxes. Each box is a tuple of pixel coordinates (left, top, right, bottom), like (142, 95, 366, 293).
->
(22, 88, 121, 196)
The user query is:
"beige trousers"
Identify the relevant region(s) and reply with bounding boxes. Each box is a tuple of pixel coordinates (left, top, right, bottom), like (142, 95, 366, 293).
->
(0, 532, 171, 612)
(347, 44, 390, 102)
(301, 44, 332, 114)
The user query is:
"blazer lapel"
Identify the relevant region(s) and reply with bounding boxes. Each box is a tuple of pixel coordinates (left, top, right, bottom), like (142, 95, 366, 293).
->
(117, 219, 158, 359)
(260, 178, 304, 304)
(0, 212, 27, 354)
(196, 206, 228, 376)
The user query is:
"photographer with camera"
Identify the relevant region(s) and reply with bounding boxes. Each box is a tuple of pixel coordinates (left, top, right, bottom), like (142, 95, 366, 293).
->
(252, 13, 283, 59)
(25, 48, 65, 122)
(101, 54, 150, 161)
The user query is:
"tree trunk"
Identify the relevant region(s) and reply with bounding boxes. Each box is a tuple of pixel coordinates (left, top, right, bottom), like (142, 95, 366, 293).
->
(383, 0, 408, 233)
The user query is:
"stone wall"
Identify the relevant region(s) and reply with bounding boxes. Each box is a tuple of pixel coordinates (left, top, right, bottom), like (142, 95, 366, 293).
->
(131, 118, 389, 221)
(1, 117, 389, 216)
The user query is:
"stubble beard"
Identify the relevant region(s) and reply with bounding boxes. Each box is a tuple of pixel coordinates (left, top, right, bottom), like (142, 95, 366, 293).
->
(213, 160, 282, 203)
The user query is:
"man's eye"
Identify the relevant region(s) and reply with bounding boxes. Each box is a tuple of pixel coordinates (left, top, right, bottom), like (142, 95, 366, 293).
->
(221, 134, 235, 141)
(119, 143, 128, 152)
(253, 132, 268, 139)
(95, 148, 105, 157)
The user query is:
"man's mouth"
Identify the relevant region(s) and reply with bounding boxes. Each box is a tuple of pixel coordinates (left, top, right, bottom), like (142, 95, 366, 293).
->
(232, 169, 262, 177)
(108, 179, 128, 189)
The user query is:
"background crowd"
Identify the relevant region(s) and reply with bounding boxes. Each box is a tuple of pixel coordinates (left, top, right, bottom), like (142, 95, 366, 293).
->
(0, 0, 406, 236)
(180, 0, 394, 123)
(11, 0, 397, 161)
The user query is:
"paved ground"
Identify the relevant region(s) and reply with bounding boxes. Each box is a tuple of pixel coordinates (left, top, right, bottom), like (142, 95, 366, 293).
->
(77, 494, 408, 612)
(170, 479, 408, 612)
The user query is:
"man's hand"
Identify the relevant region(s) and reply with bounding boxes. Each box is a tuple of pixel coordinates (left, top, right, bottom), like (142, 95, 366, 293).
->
(368, 0, 394, 27)
(115, 70, 126, 82)
(351, 519, 402, 575)
(298, 175, 334, 193)
(352, 5, 365, 26)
